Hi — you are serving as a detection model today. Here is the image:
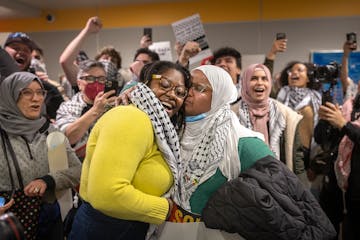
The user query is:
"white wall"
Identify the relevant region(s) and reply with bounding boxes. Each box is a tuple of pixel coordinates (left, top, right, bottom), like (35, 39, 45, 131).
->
(28, 16, 360, 80)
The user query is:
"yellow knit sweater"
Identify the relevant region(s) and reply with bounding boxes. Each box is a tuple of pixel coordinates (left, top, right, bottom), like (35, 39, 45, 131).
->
(79, 105, 172, 224)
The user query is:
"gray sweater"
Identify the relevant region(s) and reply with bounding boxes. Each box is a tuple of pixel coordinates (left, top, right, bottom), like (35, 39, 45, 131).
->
(0, 124, 81, 202)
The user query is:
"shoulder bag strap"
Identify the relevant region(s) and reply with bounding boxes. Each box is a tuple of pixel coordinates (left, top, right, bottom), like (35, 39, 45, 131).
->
(1, 128, 16, 191)
(0, 128, 24, 189)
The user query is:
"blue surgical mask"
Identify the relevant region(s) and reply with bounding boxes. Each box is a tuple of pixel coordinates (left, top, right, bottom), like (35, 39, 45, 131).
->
(185, 113, 207, 122)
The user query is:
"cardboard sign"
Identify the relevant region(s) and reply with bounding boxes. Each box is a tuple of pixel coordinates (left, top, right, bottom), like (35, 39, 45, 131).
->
(172, 14, 212, 65)
(149, 41, 173, 61)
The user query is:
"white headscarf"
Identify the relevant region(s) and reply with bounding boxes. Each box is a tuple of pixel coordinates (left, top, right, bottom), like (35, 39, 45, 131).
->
(175, 65, 264, 211)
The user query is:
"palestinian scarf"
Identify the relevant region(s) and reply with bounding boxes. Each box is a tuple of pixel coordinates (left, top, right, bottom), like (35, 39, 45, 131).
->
(175, 65, 264, 211)
(335, 95, 360, 191)
(130, 83, 181, 192)
(0, 72, 47, 141)
(241, 64, 272, 144)
(238, 99, 286, 159)
(277, 85, 321, 126)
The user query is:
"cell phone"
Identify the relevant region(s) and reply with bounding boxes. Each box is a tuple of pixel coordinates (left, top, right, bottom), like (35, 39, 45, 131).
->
(0, 197, 5, 207)
(276, 32, 286, 40)
(104, 80, 119, 97)
(346, 32, 357, 50)
(143, 28, 152, 41)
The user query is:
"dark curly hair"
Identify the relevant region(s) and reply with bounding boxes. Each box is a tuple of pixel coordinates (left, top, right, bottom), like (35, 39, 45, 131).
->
(95, 46, 122, 69)
(279, 61, 321, 91)
(139, 60, 191, 134)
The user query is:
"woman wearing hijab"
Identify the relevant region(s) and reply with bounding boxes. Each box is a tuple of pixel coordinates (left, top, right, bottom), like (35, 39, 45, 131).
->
(170, 65, 335, 240)
(0, 72, 81, 240)
(236, 63, 306, 182)
(172, 65, 268, 215)
(69, 61, 191, 240)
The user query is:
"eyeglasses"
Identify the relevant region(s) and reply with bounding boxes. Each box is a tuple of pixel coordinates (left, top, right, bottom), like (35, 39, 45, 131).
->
(152, 74, 188, 98)
(190, 83, 212, 93)
(287, 68, 306, 75)
(79, 75, 107, 84)
(20, 88, 47, 99)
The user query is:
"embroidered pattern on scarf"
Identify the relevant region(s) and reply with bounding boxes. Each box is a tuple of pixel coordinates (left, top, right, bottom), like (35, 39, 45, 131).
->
(277, 86, 321, 126)
(288, 86, 311, 110)
(178, 106, 231, 210)
(238, 99, 285, 158)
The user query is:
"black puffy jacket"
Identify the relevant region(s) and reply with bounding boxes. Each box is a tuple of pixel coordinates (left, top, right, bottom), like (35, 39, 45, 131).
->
(202, 155, 336, 240)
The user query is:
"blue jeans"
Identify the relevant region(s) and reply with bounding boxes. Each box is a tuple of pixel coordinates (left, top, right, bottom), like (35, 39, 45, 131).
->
(68, 201, 149, 240)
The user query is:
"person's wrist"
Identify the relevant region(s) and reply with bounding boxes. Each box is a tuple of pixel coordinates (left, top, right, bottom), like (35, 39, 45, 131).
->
(178, 56, 189, 67)
(89, 107, 101, 118)
(338, 120, 347, 130)
(266, 52, 276, 60)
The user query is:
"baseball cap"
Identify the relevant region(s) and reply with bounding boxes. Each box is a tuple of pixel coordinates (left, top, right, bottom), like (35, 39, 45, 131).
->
(4, 32, 36, 51)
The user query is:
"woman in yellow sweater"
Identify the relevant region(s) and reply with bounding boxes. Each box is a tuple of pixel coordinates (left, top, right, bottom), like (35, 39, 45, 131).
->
(69, 61, 191, 240)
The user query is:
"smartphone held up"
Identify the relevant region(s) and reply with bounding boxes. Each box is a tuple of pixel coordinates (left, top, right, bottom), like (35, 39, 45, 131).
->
(276, 32, 286, 40)
(346, 32, 357, 51)
(104, 80, 119, 97)
(143, 28, 152, 41)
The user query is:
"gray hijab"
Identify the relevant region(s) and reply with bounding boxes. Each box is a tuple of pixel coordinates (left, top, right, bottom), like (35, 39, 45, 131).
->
(0, 72, 47, 140)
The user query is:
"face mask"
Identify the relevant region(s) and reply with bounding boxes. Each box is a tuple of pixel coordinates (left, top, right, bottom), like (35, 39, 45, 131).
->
(84, 82, 104, 101)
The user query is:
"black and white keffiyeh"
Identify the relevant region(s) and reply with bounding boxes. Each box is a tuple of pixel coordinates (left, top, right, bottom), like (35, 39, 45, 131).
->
(277, 85, 321, 125)
(174, 65, 264, 211)
(238, 99, 286, 159)
(130, 83, 181, 190)
(178, 105, 234, 210)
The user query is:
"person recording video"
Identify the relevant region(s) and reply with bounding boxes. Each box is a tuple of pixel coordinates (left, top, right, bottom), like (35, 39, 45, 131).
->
(315, 89, 360, 240)
(314, 38, 360, 238)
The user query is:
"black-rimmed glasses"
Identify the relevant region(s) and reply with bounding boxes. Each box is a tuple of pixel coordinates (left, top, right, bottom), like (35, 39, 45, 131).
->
(79, 75, 107, 84)
(152, 74, 188, 98)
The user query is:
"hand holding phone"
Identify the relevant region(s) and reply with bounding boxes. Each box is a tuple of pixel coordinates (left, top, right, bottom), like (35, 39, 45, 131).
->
(143, 28, 152, 41)
(274, 33, 287, 53)
(346, 32, 357, 51)
(276, 32, 286, 40)
(0, 196, 15, 214)
(104, 80, 119, 97)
